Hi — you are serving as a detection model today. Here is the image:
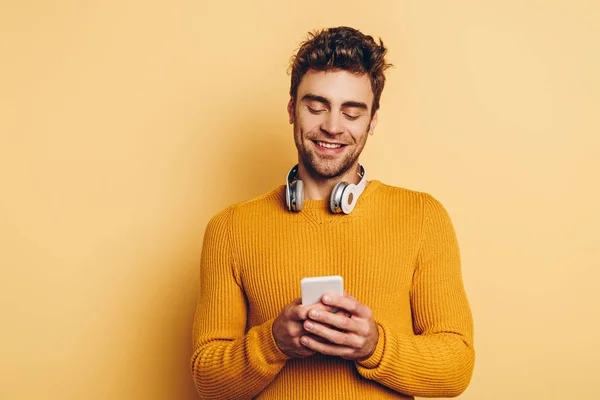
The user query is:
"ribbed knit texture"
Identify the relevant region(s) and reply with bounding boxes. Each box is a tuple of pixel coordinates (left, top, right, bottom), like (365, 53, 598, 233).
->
(191, 180, 475, 399)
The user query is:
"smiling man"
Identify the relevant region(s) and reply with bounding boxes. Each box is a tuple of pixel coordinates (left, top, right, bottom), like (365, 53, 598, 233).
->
(191, 27, 475, 399)
(291, 70, 375, 182)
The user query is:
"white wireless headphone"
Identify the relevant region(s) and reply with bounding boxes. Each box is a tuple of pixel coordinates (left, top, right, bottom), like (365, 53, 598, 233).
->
(285, 164, 367, 214)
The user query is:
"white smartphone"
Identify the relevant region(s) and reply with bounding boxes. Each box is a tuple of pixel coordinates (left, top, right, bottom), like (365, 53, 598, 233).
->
(301, 275, 344, 306)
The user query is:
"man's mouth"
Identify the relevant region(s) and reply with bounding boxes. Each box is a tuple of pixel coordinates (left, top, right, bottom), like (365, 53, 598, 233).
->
(313, 140, 346, 149)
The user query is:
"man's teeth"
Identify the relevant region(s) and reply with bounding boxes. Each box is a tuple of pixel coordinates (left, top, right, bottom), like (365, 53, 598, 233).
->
(317, 141, 343, 149)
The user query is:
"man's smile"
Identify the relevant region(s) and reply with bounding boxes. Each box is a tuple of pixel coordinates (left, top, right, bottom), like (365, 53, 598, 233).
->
(312, 140, 348, 153)
(316, 141, 343, 149)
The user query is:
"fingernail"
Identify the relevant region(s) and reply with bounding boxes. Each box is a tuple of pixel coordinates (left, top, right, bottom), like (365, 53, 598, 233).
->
(301, 337, 308, 344)
(305, 321, 314, 330)
(310, 310, 319, 318)
(324, 296, 332, 303)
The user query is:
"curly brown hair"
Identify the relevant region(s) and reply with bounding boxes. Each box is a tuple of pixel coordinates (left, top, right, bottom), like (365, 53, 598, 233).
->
(289, 26, 392, 116)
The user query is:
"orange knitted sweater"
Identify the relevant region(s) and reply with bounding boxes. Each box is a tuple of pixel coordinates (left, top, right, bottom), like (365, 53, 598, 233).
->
(191, 180, 475, 399)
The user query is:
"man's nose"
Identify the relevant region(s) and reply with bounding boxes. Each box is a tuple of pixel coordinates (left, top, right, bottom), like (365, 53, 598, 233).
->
(320, 112, 344, 135)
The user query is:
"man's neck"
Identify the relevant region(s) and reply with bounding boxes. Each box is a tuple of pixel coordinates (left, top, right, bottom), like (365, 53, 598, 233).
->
(296, 162, 363, 201)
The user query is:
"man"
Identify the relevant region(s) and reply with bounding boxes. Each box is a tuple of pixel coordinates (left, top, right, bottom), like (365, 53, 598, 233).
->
(191, 26, 475, 399)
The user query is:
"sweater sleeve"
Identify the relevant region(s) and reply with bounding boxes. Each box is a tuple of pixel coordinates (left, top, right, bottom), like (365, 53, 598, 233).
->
(190, 206, 290, 400)
(355, 193, 475, 397)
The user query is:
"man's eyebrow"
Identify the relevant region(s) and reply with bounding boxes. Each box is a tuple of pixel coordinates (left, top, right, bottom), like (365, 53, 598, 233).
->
(301, 94, 330, 106)
(300, 94, 369, 111)
(341, 101, 368, 110)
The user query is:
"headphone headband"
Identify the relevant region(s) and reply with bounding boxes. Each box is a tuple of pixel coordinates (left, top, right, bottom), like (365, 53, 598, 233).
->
(354, 164, 367, 196)
(285, 165, 299, 211)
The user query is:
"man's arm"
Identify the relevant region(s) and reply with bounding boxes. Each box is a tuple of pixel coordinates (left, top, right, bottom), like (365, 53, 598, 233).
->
(190, 206, 290, 400)
(355, 193, 475, 397)
(301, 194, 475, 397)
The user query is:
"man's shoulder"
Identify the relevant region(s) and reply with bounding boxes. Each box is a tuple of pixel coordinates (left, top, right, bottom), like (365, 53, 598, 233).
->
(371, 180, 448, 212)
(372, 180, 429, 201)
(234, 185, 287, 212)
(206, 185, 286, 225)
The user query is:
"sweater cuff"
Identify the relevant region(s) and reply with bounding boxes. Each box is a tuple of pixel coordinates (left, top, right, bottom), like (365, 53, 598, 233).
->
(356, 323, 385, 369)
(249, 318, 292, 365)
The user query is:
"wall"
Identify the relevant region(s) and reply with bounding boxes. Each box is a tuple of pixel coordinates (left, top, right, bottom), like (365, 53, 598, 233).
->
(1, 0, 598, 398)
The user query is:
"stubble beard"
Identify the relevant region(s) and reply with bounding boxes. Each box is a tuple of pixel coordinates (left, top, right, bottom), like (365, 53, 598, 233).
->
(293, 124, 368, 180)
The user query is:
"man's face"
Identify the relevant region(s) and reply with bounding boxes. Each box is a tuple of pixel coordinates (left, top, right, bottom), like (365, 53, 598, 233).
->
(288, 69, 378, 179)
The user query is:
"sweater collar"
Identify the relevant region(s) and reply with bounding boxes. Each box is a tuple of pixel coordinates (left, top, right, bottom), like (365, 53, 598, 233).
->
(277, 180, 382, 225)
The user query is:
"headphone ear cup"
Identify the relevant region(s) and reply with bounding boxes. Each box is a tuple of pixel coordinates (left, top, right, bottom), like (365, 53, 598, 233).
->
(293, 180, 304, 211)
(330, 181, 347, 213)
(341, 184, 358, 214)
(285, 182, 292, 211)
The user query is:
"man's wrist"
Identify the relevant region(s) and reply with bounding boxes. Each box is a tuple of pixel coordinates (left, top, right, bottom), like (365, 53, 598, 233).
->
(269, 318, 294, 360)
(356, 323, 385, 369)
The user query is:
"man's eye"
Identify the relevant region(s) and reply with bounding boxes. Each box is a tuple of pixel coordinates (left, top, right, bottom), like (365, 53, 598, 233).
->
(307, 106, 325, 114)
(344, 113, 360, 121)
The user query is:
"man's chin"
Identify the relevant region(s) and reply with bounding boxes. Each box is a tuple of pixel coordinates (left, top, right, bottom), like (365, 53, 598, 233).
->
(306, 161, 350, 180)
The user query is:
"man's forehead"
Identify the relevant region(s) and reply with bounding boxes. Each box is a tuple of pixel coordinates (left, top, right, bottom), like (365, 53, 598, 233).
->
(297, 69, 374, 106)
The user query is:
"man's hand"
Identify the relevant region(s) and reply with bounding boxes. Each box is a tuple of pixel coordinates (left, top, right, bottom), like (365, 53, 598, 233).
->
(272, 298, 340, 358)
(299, 293, 379, 361)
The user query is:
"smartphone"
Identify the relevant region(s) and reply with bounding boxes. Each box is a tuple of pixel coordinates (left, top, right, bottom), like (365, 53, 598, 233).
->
(301, 275, 344, 306)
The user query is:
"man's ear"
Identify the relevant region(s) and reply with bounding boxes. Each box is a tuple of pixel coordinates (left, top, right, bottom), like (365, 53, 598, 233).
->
(368, 111, 379, 135)
(287, 98, 295, 124)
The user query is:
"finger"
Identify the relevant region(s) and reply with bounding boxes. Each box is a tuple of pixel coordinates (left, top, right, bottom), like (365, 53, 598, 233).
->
(322, 293, 371, 318)
(295, 347, 316, 358)
(295, 336, 317, 353)
(308, 302, 340, 314)
(287, 299, 309, 320)
(303, 320, 363, 348)
(286, 321, 306, 338)
(343, 291, 357, 301)
(307, 308, 358, 333)
(306, 333, 330, 344)
(295, 302, 340, 320)
(300, 335, 354, 357)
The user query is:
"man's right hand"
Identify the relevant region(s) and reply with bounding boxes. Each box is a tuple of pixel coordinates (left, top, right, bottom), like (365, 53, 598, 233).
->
(272, 298, 338, 358)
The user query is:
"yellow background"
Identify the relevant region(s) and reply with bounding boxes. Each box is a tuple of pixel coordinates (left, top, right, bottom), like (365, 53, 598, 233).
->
(1, 1, 599, 399)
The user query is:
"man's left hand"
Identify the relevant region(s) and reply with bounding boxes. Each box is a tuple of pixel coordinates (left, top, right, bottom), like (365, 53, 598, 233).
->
(300, 292, 379, 361)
